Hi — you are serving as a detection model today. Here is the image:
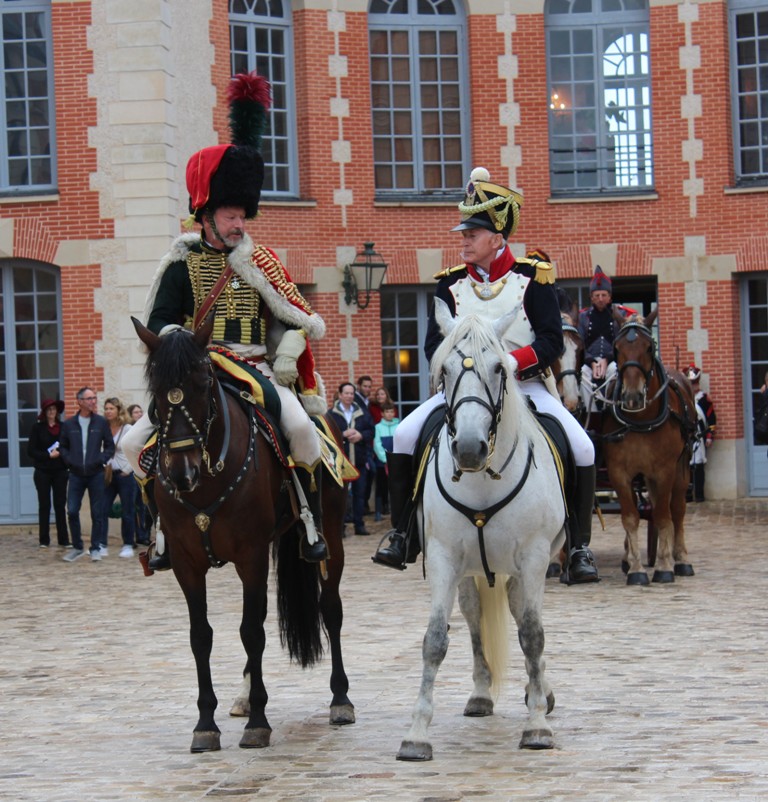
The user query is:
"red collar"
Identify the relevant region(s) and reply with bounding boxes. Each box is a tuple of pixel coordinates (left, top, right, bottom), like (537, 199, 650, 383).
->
(466, 246, 514, 283)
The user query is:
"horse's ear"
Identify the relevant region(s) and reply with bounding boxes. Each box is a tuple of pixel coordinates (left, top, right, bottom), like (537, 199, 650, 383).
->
(194, 312, 215, 347)
(613, 307, 627, 328)
(434, 297, 457, 337)
(644, 307, 658, 327)
(132, 316, 160, 352)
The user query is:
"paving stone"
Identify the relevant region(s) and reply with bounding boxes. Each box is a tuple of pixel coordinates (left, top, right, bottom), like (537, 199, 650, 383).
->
(0, 501, 766, 801)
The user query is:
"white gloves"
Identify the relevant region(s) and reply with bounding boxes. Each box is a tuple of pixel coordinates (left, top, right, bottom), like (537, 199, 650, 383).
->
(273, 329, 306, 386)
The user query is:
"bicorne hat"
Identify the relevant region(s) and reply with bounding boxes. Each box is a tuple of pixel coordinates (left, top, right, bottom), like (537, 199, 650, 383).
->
(590, 265, 612, 294)
(186, 71, 271, 224)
(452, 167, 523, 239)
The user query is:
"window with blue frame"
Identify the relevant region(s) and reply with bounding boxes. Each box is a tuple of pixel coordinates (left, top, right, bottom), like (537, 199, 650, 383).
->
(0, 0, 55, 194)
(730, 0, 768, 185)
(369, 0, 468, 196)
(546, 0, 653, 195)
(230, 0, 298, 196)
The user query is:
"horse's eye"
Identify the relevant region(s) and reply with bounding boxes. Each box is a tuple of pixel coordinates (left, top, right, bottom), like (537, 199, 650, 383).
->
(494, 362, 503, 374)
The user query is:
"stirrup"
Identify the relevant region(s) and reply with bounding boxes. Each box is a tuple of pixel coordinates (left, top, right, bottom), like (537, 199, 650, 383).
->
(371, 530, 407, 570)
(300, 531, 328, 563)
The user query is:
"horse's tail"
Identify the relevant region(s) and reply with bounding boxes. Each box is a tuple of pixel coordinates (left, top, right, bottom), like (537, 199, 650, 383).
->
(276, 525, 324, 668)
(476, 576, 510, 700)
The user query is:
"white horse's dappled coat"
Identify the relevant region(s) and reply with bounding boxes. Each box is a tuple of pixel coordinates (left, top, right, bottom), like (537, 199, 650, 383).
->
(397, 300, 567, 761)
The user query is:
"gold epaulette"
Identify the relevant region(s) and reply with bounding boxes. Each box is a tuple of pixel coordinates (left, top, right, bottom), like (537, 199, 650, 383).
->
(433, 263, 467, 280)
(516, 257, 555, 285)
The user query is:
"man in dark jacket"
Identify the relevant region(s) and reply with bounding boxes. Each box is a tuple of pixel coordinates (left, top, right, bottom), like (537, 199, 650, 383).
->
(59, 387, 114, 562)
(329, 382, 375, 536)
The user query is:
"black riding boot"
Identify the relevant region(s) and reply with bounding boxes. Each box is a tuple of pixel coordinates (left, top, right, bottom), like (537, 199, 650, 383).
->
(297, 466, 329, 563)
(142, 478, 171, 572)
(692, 463, 705, 502)
(371, 453, 414, 570)
(565, 464, 599, 584)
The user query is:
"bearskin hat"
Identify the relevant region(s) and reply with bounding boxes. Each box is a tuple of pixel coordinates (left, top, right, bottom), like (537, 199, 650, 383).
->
(186, 72, 271, 223)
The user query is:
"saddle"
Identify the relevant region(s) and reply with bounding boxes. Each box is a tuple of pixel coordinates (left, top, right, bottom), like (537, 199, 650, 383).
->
(404, 403, 576, 546)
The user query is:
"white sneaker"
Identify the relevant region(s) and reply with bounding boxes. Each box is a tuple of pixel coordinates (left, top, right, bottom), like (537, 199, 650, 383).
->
(119, 544, 134, 558)
(62, 549, 85, 562)
(98, 545, 108, 557)
(90, 548, 102, 562)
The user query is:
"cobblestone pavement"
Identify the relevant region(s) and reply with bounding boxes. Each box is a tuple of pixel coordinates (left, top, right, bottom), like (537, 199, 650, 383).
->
(1, 500, 767, 802)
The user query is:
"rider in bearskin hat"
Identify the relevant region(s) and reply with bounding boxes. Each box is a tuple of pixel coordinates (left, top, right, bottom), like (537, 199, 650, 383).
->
(123, 72, 328, 568)
(372, 167, 599, 584)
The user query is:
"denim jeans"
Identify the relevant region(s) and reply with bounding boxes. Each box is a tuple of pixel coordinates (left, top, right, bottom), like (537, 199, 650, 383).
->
(67, 471, 107, 552)
(103, 471, 137, 546)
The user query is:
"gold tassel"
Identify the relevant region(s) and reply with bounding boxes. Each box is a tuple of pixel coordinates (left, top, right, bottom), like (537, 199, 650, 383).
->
(182, 213, 197, 230)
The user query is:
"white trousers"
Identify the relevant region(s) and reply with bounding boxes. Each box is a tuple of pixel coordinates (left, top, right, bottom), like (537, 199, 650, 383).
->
(393, 380, 594, 467)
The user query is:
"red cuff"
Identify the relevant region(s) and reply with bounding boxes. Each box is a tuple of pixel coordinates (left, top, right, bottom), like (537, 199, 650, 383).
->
(510, 345, 538, 373)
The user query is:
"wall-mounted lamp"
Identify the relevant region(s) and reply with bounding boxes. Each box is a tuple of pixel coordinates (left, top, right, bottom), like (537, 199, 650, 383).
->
(342, 242, 388, 310)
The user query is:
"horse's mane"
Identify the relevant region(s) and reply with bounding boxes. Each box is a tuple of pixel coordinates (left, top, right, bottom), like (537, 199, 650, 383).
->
(144, 329, 207, 396)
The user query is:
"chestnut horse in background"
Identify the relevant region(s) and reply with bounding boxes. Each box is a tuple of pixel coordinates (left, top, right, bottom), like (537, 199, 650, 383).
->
(601, 309, 697, 585)
(133, 315, 354, 753)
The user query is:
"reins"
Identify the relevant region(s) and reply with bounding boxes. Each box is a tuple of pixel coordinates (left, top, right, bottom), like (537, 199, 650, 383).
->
(433, 432, 534, 588)
(442, 346, 507, 475)
(155, 363, 256, 568)
(437, 342, 535, 587)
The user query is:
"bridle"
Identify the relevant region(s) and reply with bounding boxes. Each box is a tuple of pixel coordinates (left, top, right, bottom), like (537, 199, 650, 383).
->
(435, 342, 534, 587)
(555, 320, 586, 418)
(158, 362, 230, 477)
(603, 321, 672, 439)
(441, 346, 508, 477)
(154, 356, 256, 567)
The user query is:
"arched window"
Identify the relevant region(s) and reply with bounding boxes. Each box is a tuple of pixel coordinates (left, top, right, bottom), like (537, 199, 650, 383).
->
(545, 0, 653, 194)
(230, 0, 297, 196)
(730, 0, 768, 184)
(0, 0, 55, 194)
(369, 0, 468, 195)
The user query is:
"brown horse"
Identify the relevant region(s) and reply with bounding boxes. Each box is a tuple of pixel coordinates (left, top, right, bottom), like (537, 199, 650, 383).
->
(133, 316, 354, 752)
(601, 309, 697, 585)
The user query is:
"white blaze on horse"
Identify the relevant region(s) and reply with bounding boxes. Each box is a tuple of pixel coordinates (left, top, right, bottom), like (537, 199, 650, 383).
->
(397, 299, 567, 761)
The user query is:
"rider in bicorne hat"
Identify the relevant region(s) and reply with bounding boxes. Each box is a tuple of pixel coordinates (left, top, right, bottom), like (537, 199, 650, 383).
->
(372, 167, 600, 583)
(123, 71, 329, 568)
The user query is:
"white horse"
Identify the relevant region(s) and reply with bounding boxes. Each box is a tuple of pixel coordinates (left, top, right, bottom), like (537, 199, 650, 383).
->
(397, 299, 567, 761)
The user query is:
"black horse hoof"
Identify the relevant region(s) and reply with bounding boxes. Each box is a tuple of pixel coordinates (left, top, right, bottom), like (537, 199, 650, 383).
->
(239, 727, 271, 748)
(652, 570, 675, 583)
(464, 696, 494, 717)
(190, 730, 221, 752)
(674, 563, 695, 577)
(330, 702, 356, 725)
(519, 728, 554, 749)
(626, 571, 649, 586)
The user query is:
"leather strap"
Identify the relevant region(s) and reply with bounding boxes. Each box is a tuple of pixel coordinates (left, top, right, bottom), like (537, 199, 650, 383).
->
(193, 263, 234, 330)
